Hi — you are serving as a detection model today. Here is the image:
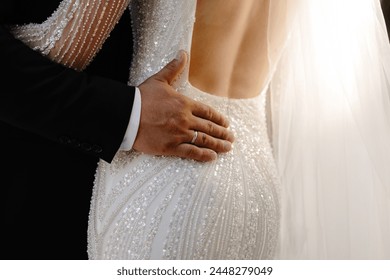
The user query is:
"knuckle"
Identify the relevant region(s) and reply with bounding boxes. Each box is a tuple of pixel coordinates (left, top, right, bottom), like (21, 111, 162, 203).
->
(200, 150, 214, 162)
(185, 146, 197, 159)
(163, 140, 180, 155)
(207, 121, 215, 135)
(218, 128, 228, 139)
(166, 117, 178, 131)
(177, 113, 189, 128)
(172, 134, 183, 145)
(166, 111, 187, 129)
(199, 132, 208, 146)
(165, 60, 177, 72)
(205, 105, 228, 127)
(205, 106, 214, 120)
(213, 140, 224, 152)
(171, 96, 187, 111)
(210, 139, 224, 152)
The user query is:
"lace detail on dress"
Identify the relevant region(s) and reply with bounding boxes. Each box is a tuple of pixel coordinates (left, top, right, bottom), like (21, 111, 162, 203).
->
(11, 0, 131, 71)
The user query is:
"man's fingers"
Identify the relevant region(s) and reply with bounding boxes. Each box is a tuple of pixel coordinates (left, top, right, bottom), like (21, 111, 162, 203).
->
(175, 144, 218, 162)
(191, 117, 235, 144)
(191, 100, 230, 128)
(154, 50, 188, 85)
(190, 130, 232, 153)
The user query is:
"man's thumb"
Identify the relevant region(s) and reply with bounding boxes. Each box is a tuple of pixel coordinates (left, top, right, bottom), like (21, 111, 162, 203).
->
(155, 50, 188, 85)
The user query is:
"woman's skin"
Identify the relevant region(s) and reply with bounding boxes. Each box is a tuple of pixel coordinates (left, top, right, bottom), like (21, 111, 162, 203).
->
(190, 0, 270, 99)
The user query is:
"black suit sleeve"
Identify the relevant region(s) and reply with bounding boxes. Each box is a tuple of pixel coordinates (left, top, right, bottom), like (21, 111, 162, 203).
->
(0, 25, 135, 163)
(0, 3, 15, 23)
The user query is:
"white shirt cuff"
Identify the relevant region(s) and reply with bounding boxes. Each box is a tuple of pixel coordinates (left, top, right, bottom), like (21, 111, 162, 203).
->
(119, 87, 141, 151)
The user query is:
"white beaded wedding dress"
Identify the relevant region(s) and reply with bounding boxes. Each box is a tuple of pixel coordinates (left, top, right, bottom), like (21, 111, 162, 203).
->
(11, 0, 390, 259)
(87, 0, 281, 259)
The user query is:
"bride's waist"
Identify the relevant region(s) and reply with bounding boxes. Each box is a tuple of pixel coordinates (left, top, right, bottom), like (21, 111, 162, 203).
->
(178, 82, 268, 125)
(187, 76, 267, 99)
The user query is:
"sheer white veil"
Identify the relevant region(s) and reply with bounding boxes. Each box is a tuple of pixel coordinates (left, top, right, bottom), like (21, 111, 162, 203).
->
(268, 0, 390, 259)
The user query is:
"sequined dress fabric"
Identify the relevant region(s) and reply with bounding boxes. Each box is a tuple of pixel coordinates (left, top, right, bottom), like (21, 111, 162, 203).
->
(88, 84, 280, 259)
(87, 0, 280, 260)
(11, 0, 280, 259)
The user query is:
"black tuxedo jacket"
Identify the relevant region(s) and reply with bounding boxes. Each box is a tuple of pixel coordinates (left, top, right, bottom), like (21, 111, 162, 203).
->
(0, 0, 135, 259)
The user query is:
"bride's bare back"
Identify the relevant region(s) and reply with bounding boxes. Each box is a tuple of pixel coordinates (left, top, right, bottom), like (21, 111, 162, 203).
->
(190, 0, 270, 99)
(14, 0, 269, 100)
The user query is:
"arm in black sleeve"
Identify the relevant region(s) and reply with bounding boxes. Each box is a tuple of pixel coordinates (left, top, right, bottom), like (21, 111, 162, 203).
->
(0, 25, 135, 162)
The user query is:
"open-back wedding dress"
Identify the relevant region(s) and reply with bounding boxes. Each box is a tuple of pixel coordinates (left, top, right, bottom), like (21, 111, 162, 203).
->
(11, 0, 390, 259)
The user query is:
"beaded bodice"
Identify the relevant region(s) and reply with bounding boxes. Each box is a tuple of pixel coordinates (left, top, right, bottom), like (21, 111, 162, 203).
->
(129, 0, 196, 88)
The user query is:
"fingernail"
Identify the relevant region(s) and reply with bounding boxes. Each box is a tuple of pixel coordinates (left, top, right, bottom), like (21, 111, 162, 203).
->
(175, 50, 184, 61)
(228, 131, 235, 142)
(224, 141, 232, 151)
(210, 151, 218, 160)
